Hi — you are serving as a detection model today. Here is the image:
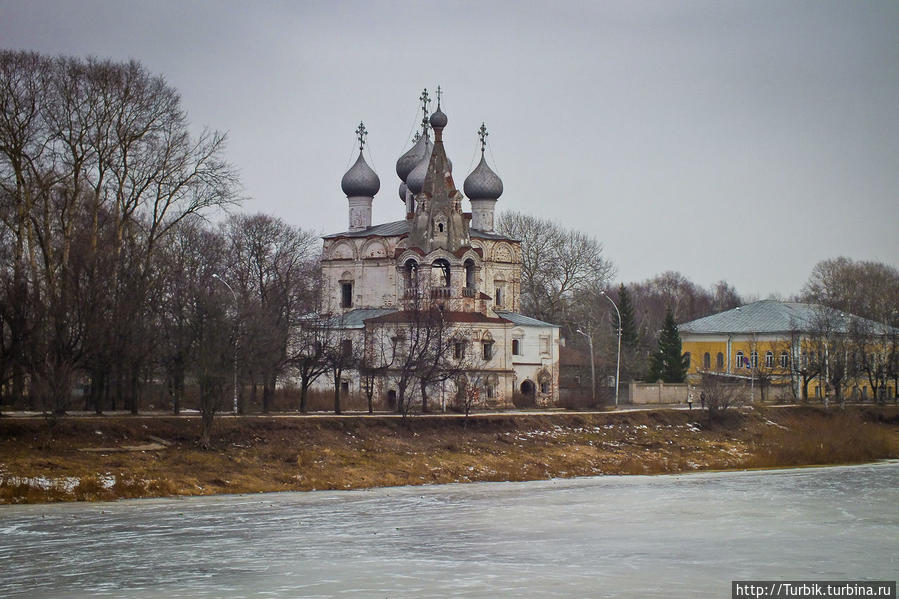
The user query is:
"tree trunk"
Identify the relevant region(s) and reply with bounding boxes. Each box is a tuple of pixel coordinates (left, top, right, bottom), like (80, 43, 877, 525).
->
(333, 370, 342, 415)
(299, 379, 309, 413)
(129, 365, 140, 415)
(420, 380, 429, 413)
(200, 408, 214, 449)
(91, 370, 105, 414)
(262, 376, 274, 414)
(12, 365, 26, 409)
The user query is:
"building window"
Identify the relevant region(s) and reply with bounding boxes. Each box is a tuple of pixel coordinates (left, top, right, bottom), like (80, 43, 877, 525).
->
(486, 384, 495, 399)
(735, 351, 745, 369)
(483, 342, 493, 361)
(540, 336, 550, 355)
(512, 339, 521, 355)
(495, 287, 503, 307)
(341, 339, 352, 358)
(716, 352, 724, 369)
(684, 352, 691, 369)
(453, 342, 464, 360)
(703, 352, 711, 370)
(540, 382, 550, 394)
(765, 351, 774, 368)
(780, 351, 789, 368)
(750, 350, 758, 368)
(341, 381, 350, 394)
(341, 282, 353, 308)
(814, 385, 821, 398)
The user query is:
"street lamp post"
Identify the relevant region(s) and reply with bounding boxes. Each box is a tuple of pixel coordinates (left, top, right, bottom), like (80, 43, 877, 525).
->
(575, 328, 596, 405)
(601, 290, 622, 408)
(212, 274, 239, 415)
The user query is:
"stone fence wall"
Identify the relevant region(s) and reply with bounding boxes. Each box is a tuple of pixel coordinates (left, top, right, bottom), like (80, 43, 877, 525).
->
(628, 381, 691, 405)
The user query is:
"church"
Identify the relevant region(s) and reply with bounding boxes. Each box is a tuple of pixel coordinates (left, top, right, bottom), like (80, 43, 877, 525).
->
(317, 90, 561, 409)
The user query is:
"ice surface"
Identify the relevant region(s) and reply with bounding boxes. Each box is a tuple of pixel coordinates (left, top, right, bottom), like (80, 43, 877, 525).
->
(1, 462, 897, 598)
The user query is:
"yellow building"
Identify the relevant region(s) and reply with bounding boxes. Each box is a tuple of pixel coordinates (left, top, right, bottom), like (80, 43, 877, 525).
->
(679, 300, 897, 402)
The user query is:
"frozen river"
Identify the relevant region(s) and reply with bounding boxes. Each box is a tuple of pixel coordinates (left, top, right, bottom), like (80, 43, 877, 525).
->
(1, 462, 897, 598)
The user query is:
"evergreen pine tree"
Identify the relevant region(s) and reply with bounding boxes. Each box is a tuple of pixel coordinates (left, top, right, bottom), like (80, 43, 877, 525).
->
(617, 284, 638, 349)
(645, 306, 688, 383)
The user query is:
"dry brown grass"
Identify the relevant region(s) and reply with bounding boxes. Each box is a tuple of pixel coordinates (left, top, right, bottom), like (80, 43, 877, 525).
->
(1, 406, 897, 503)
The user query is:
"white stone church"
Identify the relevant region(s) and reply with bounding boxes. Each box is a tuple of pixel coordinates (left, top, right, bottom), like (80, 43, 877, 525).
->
(316, 91, 561, 408)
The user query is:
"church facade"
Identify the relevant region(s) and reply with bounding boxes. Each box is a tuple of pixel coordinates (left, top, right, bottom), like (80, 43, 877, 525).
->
(316, 91, 561, 409)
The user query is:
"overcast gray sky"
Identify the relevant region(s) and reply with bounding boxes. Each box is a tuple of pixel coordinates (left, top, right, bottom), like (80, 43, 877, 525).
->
(2, 0, 897, 298)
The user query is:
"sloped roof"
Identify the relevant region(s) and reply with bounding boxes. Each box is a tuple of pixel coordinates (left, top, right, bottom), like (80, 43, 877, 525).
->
(323, 219, 516, 241)
(679, 300, 895, 335)
(318, 308, 397, 329)
(366, 310, 511, 325)
(495, 311, 558, 328)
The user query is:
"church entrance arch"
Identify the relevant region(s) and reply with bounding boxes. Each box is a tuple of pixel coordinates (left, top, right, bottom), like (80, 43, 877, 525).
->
(518, 380, 536, 408)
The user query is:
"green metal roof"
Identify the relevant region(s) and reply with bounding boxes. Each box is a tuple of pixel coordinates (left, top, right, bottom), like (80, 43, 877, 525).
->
(679, 300, 894, 335)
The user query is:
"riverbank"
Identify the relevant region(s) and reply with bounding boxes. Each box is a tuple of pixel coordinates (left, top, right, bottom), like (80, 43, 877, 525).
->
(2, 405, 897, 503)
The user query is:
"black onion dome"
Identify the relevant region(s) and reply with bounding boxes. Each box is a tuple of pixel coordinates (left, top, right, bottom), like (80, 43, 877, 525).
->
(341, 151, 380, 197)
(463, 154, 503, 201)
(398, 181, 407, 203)
(429, 108, 447, 129)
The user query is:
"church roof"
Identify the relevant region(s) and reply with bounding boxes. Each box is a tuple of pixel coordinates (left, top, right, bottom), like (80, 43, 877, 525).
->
(366, 310, 511, 325)
(323, 219, 517, 241)
(319, 308, 398, 329)
(495, 311, 558, 328)
(678, 300, 896, 335)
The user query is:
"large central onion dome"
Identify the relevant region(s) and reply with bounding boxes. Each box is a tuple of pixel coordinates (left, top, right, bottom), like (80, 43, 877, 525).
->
(341, 151, 380, 197)
(463, 154, 503, 201)
(405, 145, 432, 195)
(395, 133, 430, 182)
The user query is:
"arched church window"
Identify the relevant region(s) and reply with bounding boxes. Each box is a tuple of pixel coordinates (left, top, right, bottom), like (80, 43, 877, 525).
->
(404, 259, 418, 289)
(432, 259, 451, 287)
(339, 271, 354, 309)
(464, 259, 476, 289)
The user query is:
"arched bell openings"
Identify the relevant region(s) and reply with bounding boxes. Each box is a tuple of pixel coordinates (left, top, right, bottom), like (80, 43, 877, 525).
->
(403, 259, 419, 294)
(464, 258, 476, 296)
(432, 258, 451, 287)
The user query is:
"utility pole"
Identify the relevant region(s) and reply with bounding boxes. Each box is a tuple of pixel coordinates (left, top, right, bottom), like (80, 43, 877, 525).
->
(576, 328, 596, 405)
(601, 290, 622, 407)
(212, 274, 239, 414)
